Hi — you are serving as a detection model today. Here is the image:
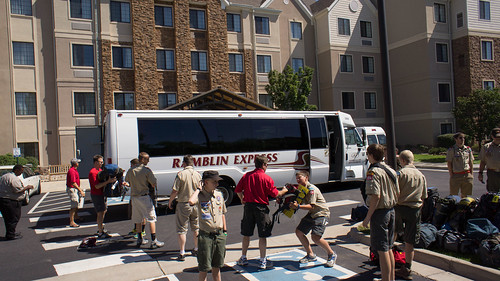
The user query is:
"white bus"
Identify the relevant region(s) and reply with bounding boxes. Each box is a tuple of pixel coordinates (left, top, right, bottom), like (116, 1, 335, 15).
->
(104, 110, 367, 202)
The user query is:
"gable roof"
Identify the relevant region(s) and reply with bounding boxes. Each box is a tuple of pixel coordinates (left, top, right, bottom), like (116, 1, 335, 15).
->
(166, 87, 273, 111)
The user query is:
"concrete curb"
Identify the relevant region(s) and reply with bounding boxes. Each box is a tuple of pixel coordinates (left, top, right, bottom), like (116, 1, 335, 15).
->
(347, 225, 500, 281)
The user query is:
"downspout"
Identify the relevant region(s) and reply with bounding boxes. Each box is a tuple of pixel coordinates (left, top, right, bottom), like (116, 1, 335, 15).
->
(447, 0, 456, 128)
(313, 16, 321, 109)
(94, 0, 101, 125)
(251, 9, 258, 102)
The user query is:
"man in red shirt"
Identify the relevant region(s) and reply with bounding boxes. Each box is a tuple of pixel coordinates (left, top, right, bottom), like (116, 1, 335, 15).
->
(235, 155, 288, 269)
(67, 158, 84, 227)
(89, 155, 116, 238)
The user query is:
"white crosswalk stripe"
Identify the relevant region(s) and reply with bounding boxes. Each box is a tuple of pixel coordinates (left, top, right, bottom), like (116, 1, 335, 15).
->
(53, 249, 152, 276)
(42, 233, 120, 251)
(339, 214, 351, 220)
(29, 211, 92, 223)
(325, 199, 360, 208)
(35, 223, 99, 234)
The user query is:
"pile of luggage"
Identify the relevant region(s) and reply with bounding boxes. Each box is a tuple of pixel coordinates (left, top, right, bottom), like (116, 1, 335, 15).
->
(416, 188, 500, 268)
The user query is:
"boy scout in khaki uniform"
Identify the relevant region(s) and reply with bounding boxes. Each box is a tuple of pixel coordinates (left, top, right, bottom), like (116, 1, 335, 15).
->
(395, 150, 427, 280)
(446, 132, 474, 197)
(169, 155, 202, 261)
(189, 171, 227, 281)
(363, 144, 399, 281)
(479, 128, 500, 193)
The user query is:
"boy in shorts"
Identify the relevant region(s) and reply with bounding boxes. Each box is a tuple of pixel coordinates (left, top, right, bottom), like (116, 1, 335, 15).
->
(189, 171, 227, 281)
(289, 170, 337, 267)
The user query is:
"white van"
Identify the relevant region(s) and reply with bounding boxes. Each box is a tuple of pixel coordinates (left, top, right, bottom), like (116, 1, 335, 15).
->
(357, 126, 387, 145)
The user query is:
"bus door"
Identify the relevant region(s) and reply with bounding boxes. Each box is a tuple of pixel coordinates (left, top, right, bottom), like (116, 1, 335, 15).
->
(325, 115, 343, 181)
(343, 127, 366, 180)
(305, 117, 329, 183)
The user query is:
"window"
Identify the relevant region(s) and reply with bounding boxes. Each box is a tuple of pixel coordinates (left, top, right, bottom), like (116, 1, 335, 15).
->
(457, 12, 463, 28)
(292, 58, 304, 73)
(259, 94, 273, 108)
(479, 1, 490, 20)
(340, 55, 353, 72)
(227, 13, 241, 32)
(114, 93, 134, 110)
(110, 1, 130, 23)
(11, 0, 32, 16)
(189, 9, 205, 29)
(70, 0, 91, 19)
(481, 40, 493, 60)
(74, 92, 95, 115)
(364, 92, 376, 109)
(291, 22, 302, 39)
(441, 123, 453, 134)
(72, 44, 94, 67)
(229, 53, 243, 72)
(307, 118, 328, 149)
(483, 80, 495, 90)
(112, 46, 132, 68)
(138, 118, 308, 157)
(338, 18, 350, 35)
(342, 92, 355, 110)
(18, 142, 38, 160)
(13, 42, 34, 65)
(154, 5, 173, 27)
(257, 55, 271, 73)
(255, 16, 270, 35)
(156, 49, 175, 70)
(362, 56, 374, 74)
(15, 92, 36, 115)
(191, 51, 207, 71)
(159, 93, 176, 109)
(360, 21, 372, 38)
(438, 83, 451, 102)
(434, 3, 446, 23)
(436, 43, 448, 62)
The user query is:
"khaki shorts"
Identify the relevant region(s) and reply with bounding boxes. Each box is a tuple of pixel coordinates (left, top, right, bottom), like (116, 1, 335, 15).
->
(450, 173, 473, 196)
(131, 195, 157, 224)
(175, 202, 199, 234)
(67, 188, 80, 209)
(486, 170, 500, 193)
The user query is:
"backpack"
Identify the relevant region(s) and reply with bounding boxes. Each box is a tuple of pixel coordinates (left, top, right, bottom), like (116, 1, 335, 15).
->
(449, 197, 476, 233)
(432, 196, 459, 229)
(479, 233, 500, 268)
(421, 187, 439, 223)
(351, 205, 369, 222)
(78, 236, 97, 249)
(97, 164, 126, 197)
(361, 162, 397, 204)
(473, 193, 500, 221)
(415, 223, 438, 249)
(369, 246, 406, 267)
(443, 230, 467, 252)
(466, 218, 499, 242)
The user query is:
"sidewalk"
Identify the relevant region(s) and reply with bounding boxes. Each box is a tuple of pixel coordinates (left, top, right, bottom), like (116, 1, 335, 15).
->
(414, 162, 481, 171)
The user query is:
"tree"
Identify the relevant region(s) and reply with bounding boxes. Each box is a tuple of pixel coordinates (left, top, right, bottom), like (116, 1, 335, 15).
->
(265, 65, 317, 111)
(452, 88, 500, 143)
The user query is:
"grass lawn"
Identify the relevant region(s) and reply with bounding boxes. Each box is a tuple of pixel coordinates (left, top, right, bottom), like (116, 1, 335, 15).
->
(414, 153, 480, 164)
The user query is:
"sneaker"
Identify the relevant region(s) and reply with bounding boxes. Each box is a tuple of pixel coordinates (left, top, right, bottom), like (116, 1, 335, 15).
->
(150, 239, 164, 249)
(236, 256, 248, 266)
(191, 249, 198, 257)
(98, 231, 112, 239)
(128, 229, 137, 236)
(136, 237, 149, 246)
(177, 254, 186, 261)
(133, 231, 146, 239)
(259, 259, 267, 269)
(299, 254, 317, 263)
(325, 253, 337, 267)
(395, 266, 413, 280)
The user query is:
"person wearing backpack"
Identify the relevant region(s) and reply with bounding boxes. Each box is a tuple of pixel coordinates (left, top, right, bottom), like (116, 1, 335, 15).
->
(89, 155, 116, 238)
(394, 150, 427, 280)
(362, 144, 399, 281)
(478, 128, 500, 193)
(446, 132, 474, 198)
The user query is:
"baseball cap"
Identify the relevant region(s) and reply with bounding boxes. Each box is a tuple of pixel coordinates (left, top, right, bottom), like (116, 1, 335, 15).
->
(492, 128, 500, 138)
(70, 158, 81, 165)
(202, 170, 223, 181)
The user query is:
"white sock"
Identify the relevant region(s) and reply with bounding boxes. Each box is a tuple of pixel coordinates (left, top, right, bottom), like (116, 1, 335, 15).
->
(260, 256, 266, 261)
(241, 255, 246, 259)
(180, 250, 185, 255)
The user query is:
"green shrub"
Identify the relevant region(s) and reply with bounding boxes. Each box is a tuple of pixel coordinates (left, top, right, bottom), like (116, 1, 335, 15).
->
(437, 134, 455, 148)
(0, 153, 38, 169)
(417, 144, 429, 153)
(428, 147, 447, 155)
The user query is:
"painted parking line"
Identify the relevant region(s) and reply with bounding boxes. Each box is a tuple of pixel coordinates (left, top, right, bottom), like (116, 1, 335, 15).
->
(42, 233, 120, 251)
(339, 214, 351, 220)
(35, 223, 98, 234)
(27, 192, 51, 214)
(29, 211, 93, 223)
(228, 249, 356, 280)
(325, 199, 360, 208)
(53, 249, 151, 276)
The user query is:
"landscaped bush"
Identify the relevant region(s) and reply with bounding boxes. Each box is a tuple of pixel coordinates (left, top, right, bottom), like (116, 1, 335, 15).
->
(0, 153, 38, 169)
(428, 147, 447, 155)
(437, 134, 455, 148)
(417, 144, 429, 153)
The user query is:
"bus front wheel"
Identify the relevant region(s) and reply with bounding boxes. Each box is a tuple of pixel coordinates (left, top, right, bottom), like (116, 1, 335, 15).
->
(217, 180, 234, 204)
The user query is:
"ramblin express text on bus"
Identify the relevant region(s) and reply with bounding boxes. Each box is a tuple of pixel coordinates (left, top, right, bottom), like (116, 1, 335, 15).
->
(104, 110, 367, 202)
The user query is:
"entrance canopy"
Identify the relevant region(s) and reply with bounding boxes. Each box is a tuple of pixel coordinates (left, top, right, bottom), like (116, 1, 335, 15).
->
(166, 87, 272, 111)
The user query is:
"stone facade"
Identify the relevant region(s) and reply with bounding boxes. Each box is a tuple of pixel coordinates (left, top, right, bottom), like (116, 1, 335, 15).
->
(453, 35, 500, 97)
